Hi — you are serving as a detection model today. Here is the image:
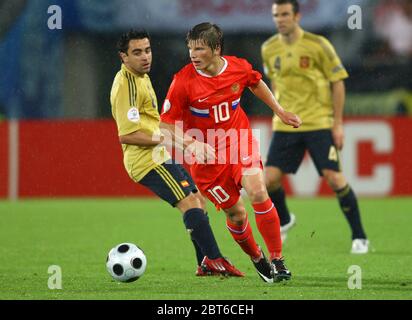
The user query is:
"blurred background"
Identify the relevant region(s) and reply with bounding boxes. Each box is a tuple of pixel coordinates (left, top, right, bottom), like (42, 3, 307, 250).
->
(1, 0, 411, 119)
(0, 0, 411, 199)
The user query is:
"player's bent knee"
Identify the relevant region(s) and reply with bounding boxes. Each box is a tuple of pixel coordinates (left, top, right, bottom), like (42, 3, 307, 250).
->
(247, 187, 269, 204)
(323, 170, 346, 191)
(193, 192, 207, 210)
(226, 211, 247, 226)
(176, 193, 201, 213)
(225, 204, 247, 226)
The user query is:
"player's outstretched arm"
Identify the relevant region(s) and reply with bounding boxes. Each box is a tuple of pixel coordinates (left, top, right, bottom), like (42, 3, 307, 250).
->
(249, 80, 302, 129)
(160, 122, 216, 162)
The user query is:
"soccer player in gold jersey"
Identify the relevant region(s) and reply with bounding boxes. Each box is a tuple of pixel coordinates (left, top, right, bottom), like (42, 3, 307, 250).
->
(262, 0, 369, 253)
(110, 30, 243, 276)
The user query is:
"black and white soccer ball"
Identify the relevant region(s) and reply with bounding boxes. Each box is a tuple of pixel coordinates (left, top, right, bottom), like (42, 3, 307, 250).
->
(106, 243, 147, 283)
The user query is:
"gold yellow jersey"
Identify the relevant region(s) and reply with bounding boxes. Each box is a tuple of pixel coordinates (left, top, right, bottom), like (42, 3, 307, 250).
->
(110, 64, 170, 182)
(262, 29, 349, 132)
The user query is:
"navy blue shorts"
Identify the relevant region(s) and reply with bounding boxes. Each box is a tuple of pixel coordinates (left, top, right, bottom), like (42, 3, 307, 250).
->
(265, 130, 341, 176)
(140, 160, 197, 207)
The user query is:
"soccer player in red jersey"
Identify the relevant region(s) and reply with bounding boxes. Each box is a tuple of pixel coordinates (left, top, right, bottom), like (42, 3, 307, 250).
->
(161, 23, 301, 282)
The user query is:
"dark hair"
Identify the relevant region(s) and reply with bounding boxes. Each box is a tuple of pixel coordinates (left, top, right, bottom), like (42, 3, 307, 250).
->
(273, 0, 300, 14)
(117, 29, 150, 54)
(186, 22, 224, 53)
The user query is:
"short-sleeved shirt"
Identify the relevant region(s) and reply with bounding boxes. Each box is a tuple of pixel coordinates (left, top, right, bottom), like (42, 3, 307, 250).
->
(160, 56, 263, 208)
(161, 55, 261, 140)
(110, 64, 170, 182)
(262, 30, 349, 132)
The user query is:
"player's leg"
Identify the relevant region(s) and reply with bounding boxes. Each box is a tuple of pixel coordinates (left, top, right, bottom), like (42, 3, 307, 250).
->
(265, 132, 304, 230)
(265, 166, 296, 241)
(180, 192, 244, 277)
(139, 161, 242, 275)
(173, 192, 221, 261)
(196, 170, 273, 281)
(224, 197, 261, 260)
(266, 171, 290, 228)
(196, 165, 262, 261)
(242, 169, 281, 259)
(224, 198, 275, 283)
(241, 169, 292, 281)
(187, 192, 211, 274)
(307, 130, 368, 253)
(181, 163, 208, 270)
(322, 169, 369, 253)
(239, 133, 292, 281)
(176, 163, 244, 276)
(235, 134, 293, 281)
(140, 162, 221, 260)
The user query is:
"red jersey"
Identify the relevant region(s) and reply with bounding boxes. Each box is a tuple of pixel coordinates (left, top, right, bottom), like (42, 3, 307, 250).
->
(160, 56, 263, 209)
(161, 56, 262, 135)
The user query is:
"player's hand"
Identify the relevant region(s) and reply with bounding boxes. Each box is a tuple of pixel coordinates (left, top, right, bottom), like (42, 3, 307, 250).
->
(332, 123, 344, 150)
(185, 140, 216, 163)
(279, 111, 302, 129)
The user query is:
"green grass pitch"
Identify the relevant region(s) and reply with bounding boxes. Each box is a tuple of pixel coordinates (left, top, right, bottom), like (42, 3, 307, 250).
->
(0, 198, 411, 300)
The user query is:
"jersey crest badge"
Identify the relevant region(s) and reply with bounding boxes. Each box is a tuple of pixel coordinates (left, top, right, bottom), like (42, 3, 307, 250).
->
(231, 83, 240, 93)
(181, 180, 190, 188)
(300, 56, 310, 69)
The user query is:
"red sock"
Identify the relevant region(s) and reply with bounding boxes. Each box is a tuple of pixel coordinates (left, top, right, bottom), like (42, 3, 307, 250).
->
(226, 215, 261, 260)
(253, 199, 282, 260)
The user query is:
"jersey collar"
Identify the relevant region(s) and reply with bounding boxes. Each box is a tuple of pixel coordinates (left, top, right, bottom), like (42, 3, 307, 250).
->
(121, 64, 147, 78)
(280, 27, 304, 46)
(195, 57, 228, 78)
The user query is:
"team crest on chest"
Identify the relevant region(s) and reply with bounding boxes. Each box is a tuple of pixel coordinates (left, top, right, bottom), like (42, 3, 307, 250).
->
(300, 56, 310, 69)
(231, 83, 240, 93)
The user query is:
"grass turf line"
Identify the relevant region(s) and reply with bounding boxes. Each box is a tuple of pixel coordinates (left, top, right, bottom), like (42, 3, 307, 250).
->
(0, 198, 411, 300)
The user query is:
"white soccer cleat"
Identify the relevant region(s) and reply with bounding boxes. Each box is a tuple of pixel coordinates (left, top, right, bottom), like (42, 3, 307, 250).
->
(351, 239, 369, 254)
(280, 213, 296, 243)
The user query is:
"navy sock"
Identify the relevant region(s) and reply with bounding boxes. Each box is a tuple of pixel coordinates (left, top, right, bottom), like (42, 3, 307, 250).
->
(191, 239, 204, 266)
(184, 209, 222, 260)
(336, 185, 367, 240)
(191, 212, 209, 265)
(268, 187, 291, 226)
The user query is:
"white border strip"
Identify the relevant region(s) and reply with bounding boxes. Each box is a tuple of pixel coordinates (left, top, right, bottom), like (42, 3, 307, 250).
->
(8, 120, 19, 201)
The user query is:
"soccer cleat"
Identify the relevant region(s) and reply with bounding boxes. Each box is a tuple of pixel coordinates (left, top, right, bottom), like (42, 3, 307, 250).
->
(351, 239, 369, 254)
(251, 249, 274, 283)
(195, 264, 219, 277)
(196, 265, 213, 276)
(271, 257, 292, 282)
(280, 213, 296, 243)
(201, 257, 244, 277)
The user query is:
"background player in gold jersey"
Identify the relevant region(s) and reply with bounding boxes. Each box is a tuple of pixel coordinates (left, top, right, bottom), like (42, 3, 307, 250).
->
(110, 30, 243, 276)
(262, 0, 369, 254)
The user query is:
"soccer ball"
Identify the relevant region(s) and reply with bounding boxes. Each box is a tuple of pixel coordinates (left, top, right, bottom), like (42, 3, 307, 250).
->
(106, 243, 147, 283)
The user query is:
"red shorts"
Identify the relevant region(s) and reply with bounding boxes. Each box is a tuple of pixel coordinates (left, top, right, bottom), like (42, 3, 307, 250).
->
(190, 137, 262, 210)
